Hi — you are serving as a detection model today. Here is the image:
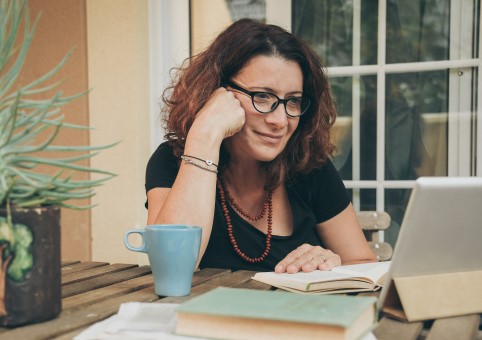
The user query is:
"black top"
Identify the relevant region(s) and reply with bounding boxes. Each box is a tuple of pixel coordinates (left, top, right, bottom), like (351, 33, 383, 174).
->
(145, 142, 351, 271)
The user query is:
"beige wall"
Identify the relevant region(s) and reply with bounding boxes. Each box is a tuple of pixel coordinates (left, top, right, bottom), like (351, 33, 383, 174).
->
(191, 0, 231, 55)
(23, 0, 91, 261)
(86, 0, 151, 264)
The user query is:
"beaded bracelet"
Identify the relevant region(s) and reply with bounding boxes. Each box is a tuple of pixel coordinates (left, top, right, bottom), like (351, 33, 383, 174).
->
(181, 155, 218, 174)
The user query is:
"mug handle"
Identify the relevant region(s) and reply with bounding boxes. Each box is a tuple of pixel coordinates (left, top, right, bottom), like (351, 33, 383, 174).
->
(124, 229, 147, 252)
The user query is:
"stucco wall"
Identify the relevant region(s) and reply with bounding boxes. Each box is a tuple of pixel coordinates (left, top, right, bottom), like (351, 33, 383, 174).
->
(86, 0, 150, 264)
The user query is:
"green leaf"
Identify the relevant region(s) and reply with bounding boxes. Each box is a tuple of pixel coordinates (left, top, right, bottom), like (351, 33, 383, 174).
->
(0, 0, 117, 209)
(0, 217, 14, 247)
(7, 222, 33, 282)
(9, 155, 116, 175)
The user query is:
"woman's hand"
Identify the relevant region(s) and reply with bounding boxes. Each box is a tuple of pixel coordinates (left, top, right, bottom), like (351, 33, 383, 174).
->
(190, 87, 246, 143)
(274, 244, 341, 273)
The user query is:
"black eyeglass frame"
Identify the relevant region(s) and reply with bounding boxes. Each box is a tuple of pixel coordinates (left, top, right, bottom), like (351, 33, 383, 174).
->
(225, 81, 310, 118)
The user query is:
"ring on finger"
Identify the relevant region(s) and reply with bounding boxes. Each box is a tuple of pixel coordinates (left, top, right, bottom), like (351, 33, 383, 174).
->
(311, 254, 327, 262)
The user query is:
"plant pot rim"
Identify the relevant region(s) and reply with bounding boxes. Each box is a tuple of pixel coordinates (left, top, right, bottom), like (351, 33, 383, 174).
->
(0, 205, 60, 213)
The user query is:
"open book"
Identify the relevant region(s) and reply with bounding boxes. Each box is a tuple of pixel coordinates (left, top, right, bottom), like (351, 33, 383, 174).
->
(252, 261, 391, 294)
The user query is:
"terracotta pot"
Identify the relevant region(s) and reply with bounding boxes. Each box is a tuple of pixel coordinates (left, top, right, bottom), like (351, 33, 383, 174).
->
(0, 205, 61, 326)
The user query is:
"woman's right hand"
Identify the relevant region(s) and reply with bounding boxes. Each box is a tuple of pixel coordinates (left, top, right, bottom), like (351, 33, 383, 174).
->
(189, 87, 246, 142)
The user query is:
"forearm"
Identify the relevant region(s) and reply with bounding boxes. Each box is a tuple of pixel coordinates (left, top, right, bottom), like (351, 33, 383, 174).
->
(150, 131, 222, 264)
(148, 88, 245, 265)
(316, 204, 377, 264)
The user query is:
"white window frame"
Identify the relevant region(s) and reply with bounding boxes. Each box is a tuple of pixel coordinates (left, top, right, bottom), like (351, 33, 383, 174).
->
(148, 0, 190, 152)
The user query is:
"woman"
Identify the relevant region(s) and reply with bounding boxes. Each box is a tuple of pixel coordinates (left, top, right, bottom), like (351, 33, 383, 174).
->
(146, 19, 376, 273)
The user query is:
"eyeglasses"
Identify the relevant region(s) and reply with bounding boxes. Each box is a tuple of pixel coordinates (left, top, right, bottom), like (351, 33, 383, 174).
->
(226, 81, 310, 117)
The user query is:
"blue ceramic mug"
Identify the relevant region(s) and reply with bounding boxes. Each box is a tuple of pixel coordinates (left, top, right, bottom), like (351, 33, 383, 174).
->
(124, 224, 202, 296)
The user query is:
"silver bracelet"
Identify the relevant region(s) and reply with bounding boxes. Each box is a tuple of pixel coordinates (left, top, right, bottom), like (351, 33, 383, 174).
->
(181, 155, 218, 174)
(181, 154, 218, 167)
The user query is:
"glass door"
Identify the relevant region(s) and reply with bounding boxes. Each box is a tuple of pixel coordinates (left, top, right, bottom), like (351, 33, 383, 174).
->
(293, 0, 480, 246)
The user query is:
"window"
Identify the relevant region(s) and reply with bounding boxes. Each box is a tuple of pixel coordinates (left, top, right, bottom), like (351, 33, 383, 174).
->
(292, 0, 480, 245)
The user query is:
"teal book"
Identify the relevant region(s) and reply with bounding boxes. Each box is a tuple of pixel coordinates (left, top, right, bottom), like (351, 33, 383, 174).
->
(175, 287, 376, 340)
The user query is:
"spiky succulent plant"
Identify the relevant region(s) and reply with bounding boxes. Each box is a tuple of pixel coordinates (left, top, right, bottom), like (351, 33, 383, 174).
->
(0, 0, 116, 211)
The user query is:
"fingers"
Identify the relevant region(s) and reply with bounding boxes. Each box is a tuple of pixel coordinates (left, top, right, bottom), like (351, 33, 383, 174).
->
(193, 87, 246, 140)
(313, 251, 341, 271)
(275, 244, 312, 273)
(222, 88, 246, 138)
(275, 244, 341, 274)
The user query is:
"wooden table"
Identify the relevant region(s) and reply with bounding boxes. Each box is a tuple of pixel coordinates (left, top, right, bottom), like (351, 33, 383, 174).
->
(0, 261, 480, 340)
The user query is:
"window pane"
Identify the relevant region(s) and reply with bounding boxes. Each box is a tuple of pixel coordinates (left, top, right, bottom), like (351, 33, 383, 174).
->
(331, 76, 353, 177)
(346, 188, 376, 210)
(385, 70, 448, 180)
(225, 0, 265, 21)
(293, 0, 378, 66)
(331, 75, 377, 181)
(386, 0, 450, 63)
(385, 188, 411, 247)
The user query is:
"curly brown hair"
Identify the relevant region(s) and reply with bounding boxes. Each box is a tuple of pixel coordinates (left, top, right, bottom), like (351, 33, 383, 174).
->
(163, 19, 337, 190)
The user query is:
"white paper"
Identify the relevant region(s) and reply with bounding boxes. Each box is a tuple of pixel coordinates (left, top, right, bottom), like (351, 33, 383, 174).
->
(74, 302, 206, 340)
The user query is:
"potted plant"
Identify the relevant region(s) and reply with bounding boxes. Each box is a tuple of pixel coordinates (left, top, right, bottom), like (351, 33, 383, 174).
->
(0, 0, 116, 326)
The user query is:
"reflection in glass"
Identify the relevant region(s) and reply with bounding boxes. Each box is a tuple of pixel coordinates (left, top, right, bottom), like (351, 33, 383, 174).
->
(346, 189, 376, 211)
(385, 189, 412, 247)
(225, 0, 265, 22)
(386, 0, 450, 63)
(347, 188, 378, 243)
(330, 76, 377, 181)
(385, 71, 448, 180)
(292, 0, 378, 66)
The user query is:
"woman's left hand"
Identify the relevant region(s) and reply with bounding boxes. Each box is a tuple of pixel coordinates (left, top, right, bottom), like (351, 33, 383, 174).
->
(274, 244, 341, 273)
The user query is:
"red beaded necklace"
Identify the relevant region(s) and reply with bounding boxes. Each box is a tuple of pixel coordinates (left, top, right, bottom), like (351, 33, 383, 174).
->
(217, 178, 273, 263)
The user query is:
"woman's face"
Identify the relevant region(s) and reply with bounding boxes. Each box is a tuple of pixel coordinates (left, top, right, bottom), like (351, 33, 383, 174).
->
(226, 55, 303, 163)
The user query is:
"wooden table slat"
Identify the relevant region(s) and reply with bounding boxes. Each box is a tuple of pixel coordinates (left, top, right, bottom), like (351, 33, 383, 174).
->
(159, 270, 256, 304)
(62, 265, 152, 298)
(192, 268, 231, 285)
(60, 260, 81, 267)
(50, 327, 89, 340)
(62, 274, 155, 310)
(1, 286, 160, 340)
(60, 261, 109, 274)
(425, 314, 480, 340)
(200, 270, 256, 286)
(234, 277, 272, 290)
(62, 263, 138, 285)
(374, 317, 424, 340)
(62, 268, 230, 315)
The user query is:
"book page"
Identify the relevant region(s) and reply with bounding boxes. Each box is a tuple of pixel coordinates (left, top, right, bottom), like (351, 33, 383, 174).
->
(333, 261, 391, 285)
(253, 270, 360, 291)
(252, 261, 391, 291)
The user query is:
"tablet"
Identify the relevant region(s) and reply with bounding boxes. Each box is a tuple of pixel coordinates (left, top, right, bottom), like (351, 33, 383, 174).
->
(377, 176, 482, 311)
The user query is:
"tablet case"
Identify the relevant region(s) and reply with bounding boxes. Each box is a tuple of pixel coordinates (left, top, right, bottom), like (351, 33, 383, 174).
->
(381, 269, 482, 322)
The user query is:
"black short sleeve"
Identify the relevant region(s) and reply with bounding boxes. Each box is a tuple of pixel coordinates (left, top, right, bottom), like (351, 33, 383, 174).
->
(290, 159, 350, 224)
(145, 142, 179, 192)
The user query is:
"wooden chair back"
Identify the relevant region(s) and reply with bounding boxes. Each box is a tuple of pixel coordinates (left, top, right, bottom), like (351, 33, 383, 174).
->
(356, 211, 393, 261)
